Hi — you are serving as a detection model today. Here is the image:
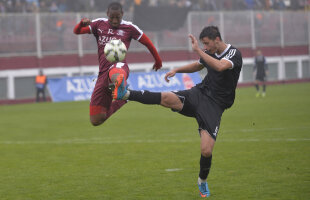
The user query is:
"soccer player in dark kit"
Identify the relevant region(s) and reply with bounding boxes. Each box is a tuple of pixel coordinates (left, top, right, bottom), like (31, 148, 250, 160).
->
(253, 49, 268, 97)
(73, 2, 162, 126)
(113, 26, 243, 198)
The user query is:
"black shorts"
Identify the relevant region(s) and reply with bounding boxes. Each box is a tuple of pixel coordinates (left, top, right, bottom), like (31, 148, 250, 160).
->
(256, 73, 266, 81)
(172, 87, 224, 140)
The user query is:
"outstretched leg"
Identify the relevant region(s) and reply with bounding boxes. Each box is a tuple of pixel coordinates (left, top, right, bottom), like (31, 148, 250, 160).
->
(122, 89, 183, 111)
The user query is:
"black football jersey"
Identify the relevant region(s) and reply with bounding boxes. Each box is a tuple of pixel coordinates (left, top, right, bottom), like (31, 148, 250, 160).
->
(254, 55, 268, 77)
(197, 44, 243, 109)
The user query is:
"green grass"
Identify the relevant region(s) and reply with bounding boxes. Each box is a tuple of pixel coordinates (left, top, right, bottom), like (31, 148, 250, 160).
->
(0, 83, 310, 200)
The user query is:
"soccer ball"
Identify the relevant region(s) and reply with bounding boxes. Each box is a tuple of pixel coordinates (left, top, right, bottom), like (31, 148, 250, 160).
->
(104, 39, 127, 63)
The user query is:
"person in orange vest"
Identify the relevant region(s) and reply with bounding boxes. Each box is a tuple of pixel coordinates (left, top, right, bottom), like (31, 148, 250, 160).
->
(35, 69, 47, 102)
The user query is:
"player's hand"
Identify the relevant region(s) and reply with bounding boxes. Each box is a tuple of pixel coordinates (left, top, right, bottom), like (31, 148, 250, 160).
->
(189, 34, 200, 52)
(164, 70, 176, 82)
(81, 18, 91, 26)
(153, 60, 162, 71)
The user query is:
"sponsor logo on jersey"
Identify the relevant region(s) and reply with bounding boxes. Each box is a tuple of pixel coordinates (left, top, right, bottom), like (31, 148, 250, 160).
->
(225, 49, 236, 59)
(213, 126, 219, 137)
(98, 36, 117, 45)
(108, 29, 114, 34)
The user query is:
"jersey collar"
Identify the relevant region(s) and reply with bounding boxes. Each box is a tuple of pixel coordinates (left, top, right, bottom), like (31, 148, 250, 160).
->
(215, 44, 231, 58)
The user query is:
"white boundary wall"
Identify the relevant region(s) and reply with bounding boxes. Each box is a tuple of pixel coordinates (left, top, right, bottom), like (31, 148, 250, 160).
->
(0, 55, 309, 100)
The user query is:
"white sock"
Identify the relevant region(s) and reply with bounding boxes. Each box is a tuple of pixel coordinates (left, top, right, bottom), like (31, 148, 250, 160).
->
(198, 177, 207, 185)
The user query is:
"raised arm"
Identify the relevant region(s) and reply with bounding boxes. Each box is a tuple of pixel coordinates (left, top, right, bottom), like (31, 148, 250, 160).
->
(164, 62, 203, 82)
(189, 34, 231, 72)
(73, 18, 91, 34)
(138, 33, 162, 71)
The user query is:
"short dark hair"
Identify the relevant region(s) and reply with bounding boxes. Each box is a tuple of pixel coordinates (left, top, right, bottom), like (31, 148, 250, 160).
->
(108, 2, 123, 12)
(199, 26, 222, 40)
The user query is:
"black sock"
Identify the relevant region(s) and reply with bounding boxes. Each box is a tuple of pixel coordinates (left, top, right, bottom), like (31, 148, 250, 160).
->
(199, 154, 212, 180)
(255, 84, 259, 91)
(128, 90, 161, 105)
(263, 84, 266, 92)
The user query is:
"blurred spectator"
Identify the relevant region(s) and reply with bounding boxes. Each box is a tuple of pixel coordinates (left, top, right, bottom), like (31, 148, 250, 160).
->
(39, 1, 49, 12)
(306, 0, 310, 10)
(26, 1, 39, 12)
(205, 0, 218, 10)
(89, 0, 96, 11)
(57, 0, 67, 12)
(177, 0, 191, 8)
(134, 0, 142, 5)
(49, 1, 58, 12)
(120, 0, 134, 11)
(234, 0, 247, 10)
(245, 0, 256, 9)
(273, 0, 286, 10)
(291, 0, 304, 10)
(149, 0, 158, 7)
(15, 0, 26, 12)
(255, 12, 263, 42)
(0, 1, 6, 13)
(223, 0, 233, 10)
(56, 19, 66, 48)
(0, 0, 305, 13)
(5, 0, 14, 12)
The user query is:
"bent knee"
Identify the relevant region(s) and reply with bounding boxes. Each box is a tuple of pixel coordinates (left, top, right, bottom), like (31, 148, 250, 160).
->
(161, 92, 183, 110)
(201, 148, 212, 158)
(90, 115, 106, 126)
(90, 120, 103, 126)
(161, 93, 170, 104)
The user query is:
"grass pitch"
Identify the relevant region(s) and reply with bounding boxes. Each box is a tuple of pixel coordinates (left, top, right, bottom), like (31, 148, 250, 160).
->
(0, 83, 309, 200)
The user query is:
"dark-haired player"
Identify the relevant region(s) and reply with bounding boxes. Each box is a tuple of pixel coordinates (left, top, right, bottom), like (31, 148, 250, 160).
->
(253, 49, 268, 97)
(73, 2, 162, 126)
(113, 26, 243, 198)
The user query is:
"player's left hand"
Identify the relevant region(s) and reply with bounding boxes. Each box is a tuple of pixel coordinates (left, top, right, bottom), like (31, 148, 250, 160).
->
(153, 60, 162, 71)
(164, 70, 176, 82)
(189, 34, 199, 52)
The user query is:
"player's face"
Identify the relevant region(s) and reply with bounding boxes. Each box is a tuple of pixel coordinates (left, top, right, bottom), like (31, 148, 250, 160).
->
(107, 9, 123, 28)
(256, 50, 262, 56)
(200, 37, 218, 54)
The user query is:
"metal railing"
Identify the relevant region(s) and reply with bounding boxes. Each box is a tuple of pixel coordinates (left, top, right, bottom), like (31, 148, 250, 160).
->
(0, 11, 309, 58)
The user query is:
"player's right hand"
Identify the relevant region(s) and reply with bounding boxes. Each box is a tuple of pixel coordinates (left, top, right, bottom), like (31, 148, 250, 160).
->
(153, 60, 162, 71)
(81, 18, 91, 26)
(189, 34, 200, 52)
(164, 70, 176, 82)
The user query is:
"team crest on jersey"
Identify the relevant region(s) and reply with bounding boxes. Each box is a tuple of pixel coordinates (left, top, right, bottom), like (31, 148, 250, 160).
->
(117, 30, 125, 36)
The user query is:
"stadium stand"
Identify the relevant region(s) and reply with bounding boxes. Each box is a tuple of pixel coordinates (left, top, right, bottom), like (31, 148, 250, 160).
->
(0, 0, 309, 103)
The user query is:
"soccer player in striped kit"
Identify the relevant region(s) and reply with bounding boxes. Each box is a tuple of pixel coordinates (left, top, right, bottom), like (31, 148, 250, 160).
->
(73, 2, 162, 126)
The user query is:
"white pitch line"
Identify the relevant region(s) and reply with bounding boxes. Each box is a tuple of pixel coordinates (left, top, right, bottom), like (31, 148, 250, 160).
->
(1, 126, 309, 145)
(0, 138, 309, 145)
(165, 168, 183, 172)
